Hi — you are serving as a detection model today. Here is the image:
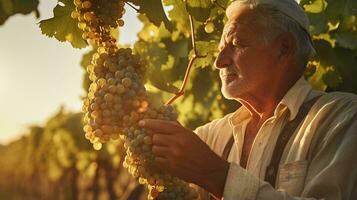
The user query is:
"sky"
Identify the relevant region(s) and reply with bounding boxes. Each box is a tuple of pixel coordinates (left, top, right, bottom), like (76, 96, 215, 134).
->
(0, 1, 142, 144)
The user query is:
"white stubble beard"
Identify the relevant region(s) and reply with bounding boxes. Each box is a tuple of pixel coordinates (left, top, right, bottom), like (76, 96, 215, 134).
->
(219, 67, 242, 100)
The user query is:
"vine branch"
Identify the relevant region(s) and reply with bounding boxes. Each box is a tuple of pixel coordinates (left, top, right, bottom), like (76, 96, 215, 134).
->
(125, 2, 140, 13)
(212, 0, 226, 10)
(166, 0, 207, 105)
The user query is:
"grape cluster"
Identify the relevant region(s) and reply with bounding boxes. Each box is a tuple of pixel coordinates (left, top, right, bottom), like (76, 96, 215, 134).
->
(82, 48, 148, 147)
(73, 0, 199, 199)
(71, 0, 125, 48)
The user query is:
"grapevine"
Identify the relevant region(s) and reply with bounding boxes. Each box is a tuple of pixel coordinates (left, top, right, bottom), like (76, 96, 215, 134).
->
(166, 0, 207, 105)
(72, 0, 199, 199)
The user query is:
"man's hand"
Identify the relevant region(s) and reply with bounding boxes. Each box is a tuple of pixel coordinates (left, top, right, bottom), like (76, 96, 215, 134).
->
(139, 119, 230, 198)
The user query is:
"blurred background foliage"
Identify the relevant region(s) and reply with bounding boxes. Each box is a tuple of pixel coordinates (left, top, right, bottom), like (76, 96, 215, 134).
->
(0, 0, 356, 199)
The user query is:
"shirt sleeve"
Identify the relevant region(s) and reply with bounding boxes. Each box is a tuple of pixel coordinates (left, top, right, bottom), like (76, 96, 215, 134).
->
(193, 122, 210, 142)
(223, 116, 357, 200)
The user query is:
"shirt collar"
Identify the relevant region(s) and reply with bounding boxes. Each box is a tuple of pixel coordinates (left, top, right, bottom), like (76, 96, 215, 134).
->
(275, 76, 312, 121)
(228, 76, 312, 126)
(228, 106, 251, 128)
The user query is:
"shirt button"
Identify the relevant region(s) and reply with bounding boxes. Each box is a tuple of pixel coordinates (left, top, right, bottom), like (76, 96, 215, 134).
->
(281, 134, 288, 140)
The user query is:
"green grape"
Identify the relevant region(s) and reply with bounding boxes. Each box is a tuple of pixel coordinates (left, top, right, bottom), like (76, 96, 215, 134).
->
(117, 19, 124, 27)
(143, 136, 152, 145)
(83, 12, 96, 22)
(81, 1, 92, 9)
(122, 77, 132, 88)
(204, 21, 215, 33)
(71, 11, 80, 19)
(93, 142, 102, 150)
(73, 0, 82, 7)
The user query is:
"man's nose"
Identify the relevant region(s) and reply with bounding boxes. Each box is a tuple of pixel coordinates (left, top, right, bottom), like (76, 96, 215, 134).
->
(214, 47, 231, 69)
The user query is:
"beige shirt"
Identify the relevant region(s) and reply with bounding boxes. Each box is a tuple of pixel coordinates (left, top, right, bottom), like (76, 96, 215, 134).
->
(195, 77, 357, 200)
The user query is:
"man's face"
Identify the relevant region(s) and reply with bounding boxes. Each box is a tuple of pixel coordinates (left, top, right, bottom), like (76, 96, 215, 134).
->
(215, 5, 281, 100)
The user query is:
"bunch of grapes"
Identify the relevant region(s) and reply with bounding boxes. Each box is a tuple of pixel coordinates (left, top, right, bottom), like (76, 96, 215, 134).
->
(82, 48, 149, 148)
(72, 0, 199, 199)
(71, 0, 125, 48)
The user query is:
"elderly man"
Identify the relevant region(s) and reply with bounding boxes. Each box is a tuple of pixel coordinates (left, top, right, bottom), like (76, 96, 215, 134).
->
(139, 0, 357, 199)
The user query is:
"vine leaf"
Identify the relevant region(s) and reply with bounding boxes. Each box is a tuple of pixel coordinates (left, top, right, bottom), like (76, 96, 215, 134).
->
(325, 0, 357, 21)
(334, 32, 357, 50)
(306, 12, 328, 35)
(163, 0, 190, 34)
(39, 0, 87, 49)
(80, 48, 97, 92)
(137, 14, 170, 42)
(186, 0, 211, 22)
(302, 0, 326, 14)
(189, 40, 218, 68)
(307, 63, 327, 91)
(128, 0, 173, 31)
(149, 70, 180, 94)
(322, 67, 342, 89)
(0, 0, 39, 25)
(133, 40, 180, 93)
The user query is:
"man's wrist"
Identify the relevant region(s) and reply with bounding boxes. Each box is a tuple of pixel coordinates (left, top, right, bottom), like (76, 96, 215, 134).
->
(200, 158, 230, 198)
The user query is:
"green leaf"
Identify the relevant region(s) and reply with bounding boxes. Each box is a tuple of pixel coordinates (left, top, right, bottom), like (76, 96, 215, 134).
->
(137, 14, 171, 42)
(148, 69, 180, 94)
(330, 46, 357, 93)
(304, 62, 317, 79)
(325, 0, 357, 21)
(166, 37, 189, 59)
(313, 39, 335, 66)
(339, 15, 357, 32)
(164, 0, 191, 35)
(80, 48, 96, 92)
(334, 31, 357, 50)
(189, 40, 218, 68)
(157, 22, 171, 38)
(303, 0, 326, 14)
(307, 63, 327, 91)
(187, 0, 211, 22)
(195, 40, 218, 56)
(39, 0, 87, 49)
(299, 0, 311, 6)
(0, 0, 39, 25)
(134, 40, 169, 69)
(128, 0, 173, 31)
(133, 40, 182, 93)
(163, 38, 190, 81)
(322, 67, 342, 89)
(190, 67, 214, 101)
(1, 0, 13, 15)
(187, 0, 210, 8)
(307, 12, 328, 35)
(13, 0, 39, 14)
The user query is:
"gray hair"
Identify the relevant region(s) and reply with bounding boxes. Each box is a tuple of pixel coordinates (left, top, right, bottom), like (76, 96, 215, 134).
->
(230, 1, 316, 69)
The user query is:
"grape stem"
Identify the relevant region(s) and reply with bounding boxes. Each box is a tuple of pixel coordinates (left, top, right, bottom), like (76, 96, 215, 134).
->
(125, 2, 140, 13)
(212, 0, 226, 10)
(165, 0, 207, 105)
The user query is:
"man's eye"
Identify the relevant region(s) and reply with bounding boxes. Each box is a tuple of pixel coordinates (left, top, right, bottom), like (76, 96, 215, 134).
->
(232, 38, 239, 46)
(231, 38, 246, 49)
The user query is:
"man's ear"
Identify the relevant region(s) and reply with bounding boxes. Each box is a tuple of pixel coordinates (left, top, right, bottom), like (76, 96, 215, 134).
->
(277, 32, 296, 60)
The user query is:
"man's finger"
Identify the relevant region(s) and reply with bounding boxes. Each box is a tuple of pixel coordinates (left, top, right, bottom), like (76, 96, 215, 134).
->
(152, 145, 171, 158)
(139, 119, 180, 134)
(152, 134, 173, 146)
(154, 156, 171, 171)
